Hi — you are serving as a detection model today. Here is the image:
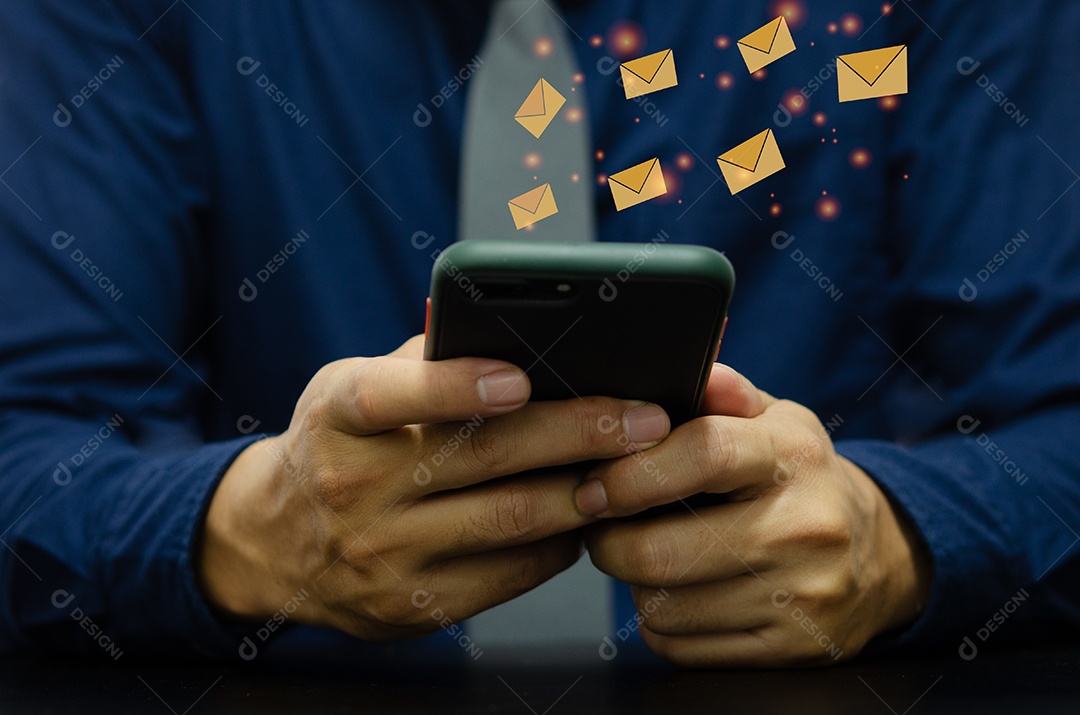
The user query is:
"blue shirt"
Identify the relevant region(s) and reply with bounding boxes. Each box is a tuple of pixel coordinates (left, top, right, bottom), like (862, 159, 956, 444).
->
(2, 0, 1079, 658)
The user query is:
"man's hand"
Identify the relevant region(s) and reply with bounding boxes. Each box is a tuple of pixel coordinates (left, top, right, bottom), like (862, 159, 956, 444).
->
(198, 336, 671, 641)
(580, 364, 931, 668)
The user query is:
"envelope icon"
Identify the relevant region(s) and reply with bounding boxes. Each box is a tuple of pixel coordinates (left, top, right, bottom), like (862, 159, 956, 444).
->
(620, 49, 678, 100)
(837, 45, 907, 102)
(737, 16, 796, 73)
(515, 78, 566, 138)
(717, 129, 785, 195)
(608, 158, 667, 211)
(508, 183, 558, 229)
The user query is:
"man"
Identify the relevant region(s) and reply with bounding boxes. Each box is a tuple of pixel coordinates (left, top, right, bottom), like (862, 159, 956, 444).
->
(1, 0, 1077, 667)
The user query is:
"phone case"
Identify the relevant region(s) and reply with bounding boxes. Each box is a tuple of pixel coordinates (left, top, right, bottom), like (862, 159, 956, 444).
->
(425, 240, 734, 427)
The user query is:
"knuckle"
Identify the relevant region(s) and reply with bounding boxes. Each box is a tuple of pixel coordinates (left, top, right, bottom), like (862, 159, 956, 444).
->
(695, 417, 737, 490)
(364, 592, 424, 629)
(311, 464, 357, 511)
(301, 394, 331, 435)
(798, 505, 852, 549)
(641, 600, 676, 635)
(459, 421, 508, 473)
(573, 397, 618, 453)
(640, 627, 682, 666)
(351, 358, 385, 426)
(628, 529, 677, 586)
(489, 486, 539, 542)
(502, 547, 549, 597)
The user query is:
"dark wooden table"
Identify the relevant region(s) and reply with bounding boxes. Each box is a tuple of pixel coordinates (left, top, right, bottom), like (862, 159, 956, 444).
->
(2, 640, 1078, 714)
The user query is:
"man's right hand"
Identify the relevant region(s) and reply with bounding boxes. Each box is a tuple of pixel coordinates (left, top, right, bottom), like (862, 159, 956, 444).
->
(197, 335, 670, 641)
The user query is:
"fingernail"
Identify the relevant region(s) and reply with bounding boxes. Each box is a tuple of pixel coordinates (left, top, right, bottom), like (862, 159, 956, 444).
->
(623, 404, 669, 444)
(477, 369, 528, 406)
(575, 480, 608, 516)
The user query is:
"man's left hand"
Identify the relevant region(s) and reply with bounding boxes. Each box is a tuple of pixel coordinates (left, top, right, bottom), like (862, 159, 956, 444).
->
(578, 364, 931, 668)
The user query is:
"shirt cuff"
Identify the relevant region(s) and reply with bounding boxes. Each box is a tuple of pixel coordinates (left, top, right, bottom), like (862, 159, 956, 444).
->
(102, 436, 260, 658)
(835, 438, 1008, 654)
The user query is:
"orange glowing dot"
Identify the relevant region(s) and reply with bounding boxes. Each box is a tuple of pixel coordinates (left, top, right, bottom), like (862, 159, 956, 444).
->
(815, 195, 841, 221)
(675, 152, 694, 171)
(840, 13, 863, 36)
(607, 21, 645, 59)
(714, 35, 731, 49)
(655, 167, 681, 203)
(524, 152, 542, 169)
(848, 148, 873, 168)
(597, 174, 608, 186)
(716, 72, 734, 90)
(533, 38, 554, 58)
(565, 107, 583, 123)
(812, 111, 827, 126)
(822, 190, 828, 195)
(832, 138, 838, 144)
(781, 88, 809, 115)
(595, 150, 605, 161)
(572, 72, 585, 84)
(699, 73, 705, 79)
(826, 22, 838, 34)
(769, 203, 782, 216)
(769, 0, 807, 29)
(877, 95, 900, 111)
(752, 68, 768, 81)
(571, 173, 580, 183)
(903, 173, 909, 180)
(881, 3, 893, 15)
(634, 117, 640, 123)
(589, 34, 603, 48)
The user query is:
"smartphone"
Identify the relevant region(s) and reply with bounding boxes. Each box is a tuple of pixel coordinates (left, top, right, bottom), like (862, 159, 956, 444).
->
(423, 240, 734, 427)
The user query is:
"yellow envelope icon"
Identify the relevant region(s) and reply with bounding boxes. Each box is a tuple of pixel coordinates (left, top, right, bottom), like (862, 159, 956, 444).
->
(620, 49, 678, 100)
(717, 129, 785, 195)
(837, 45, 907, 103)
(737, 16, 796, 73)
(514, 78, 566, 138)
(608, 158, 667, 211)
(508, 183, 558, 229)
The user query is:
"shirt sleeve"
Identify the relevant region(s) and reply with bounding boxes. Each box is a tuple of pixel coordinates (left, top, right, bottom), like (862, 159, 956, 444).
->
(837, 2, 1080, 651)
(0, 0, 254, 657)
